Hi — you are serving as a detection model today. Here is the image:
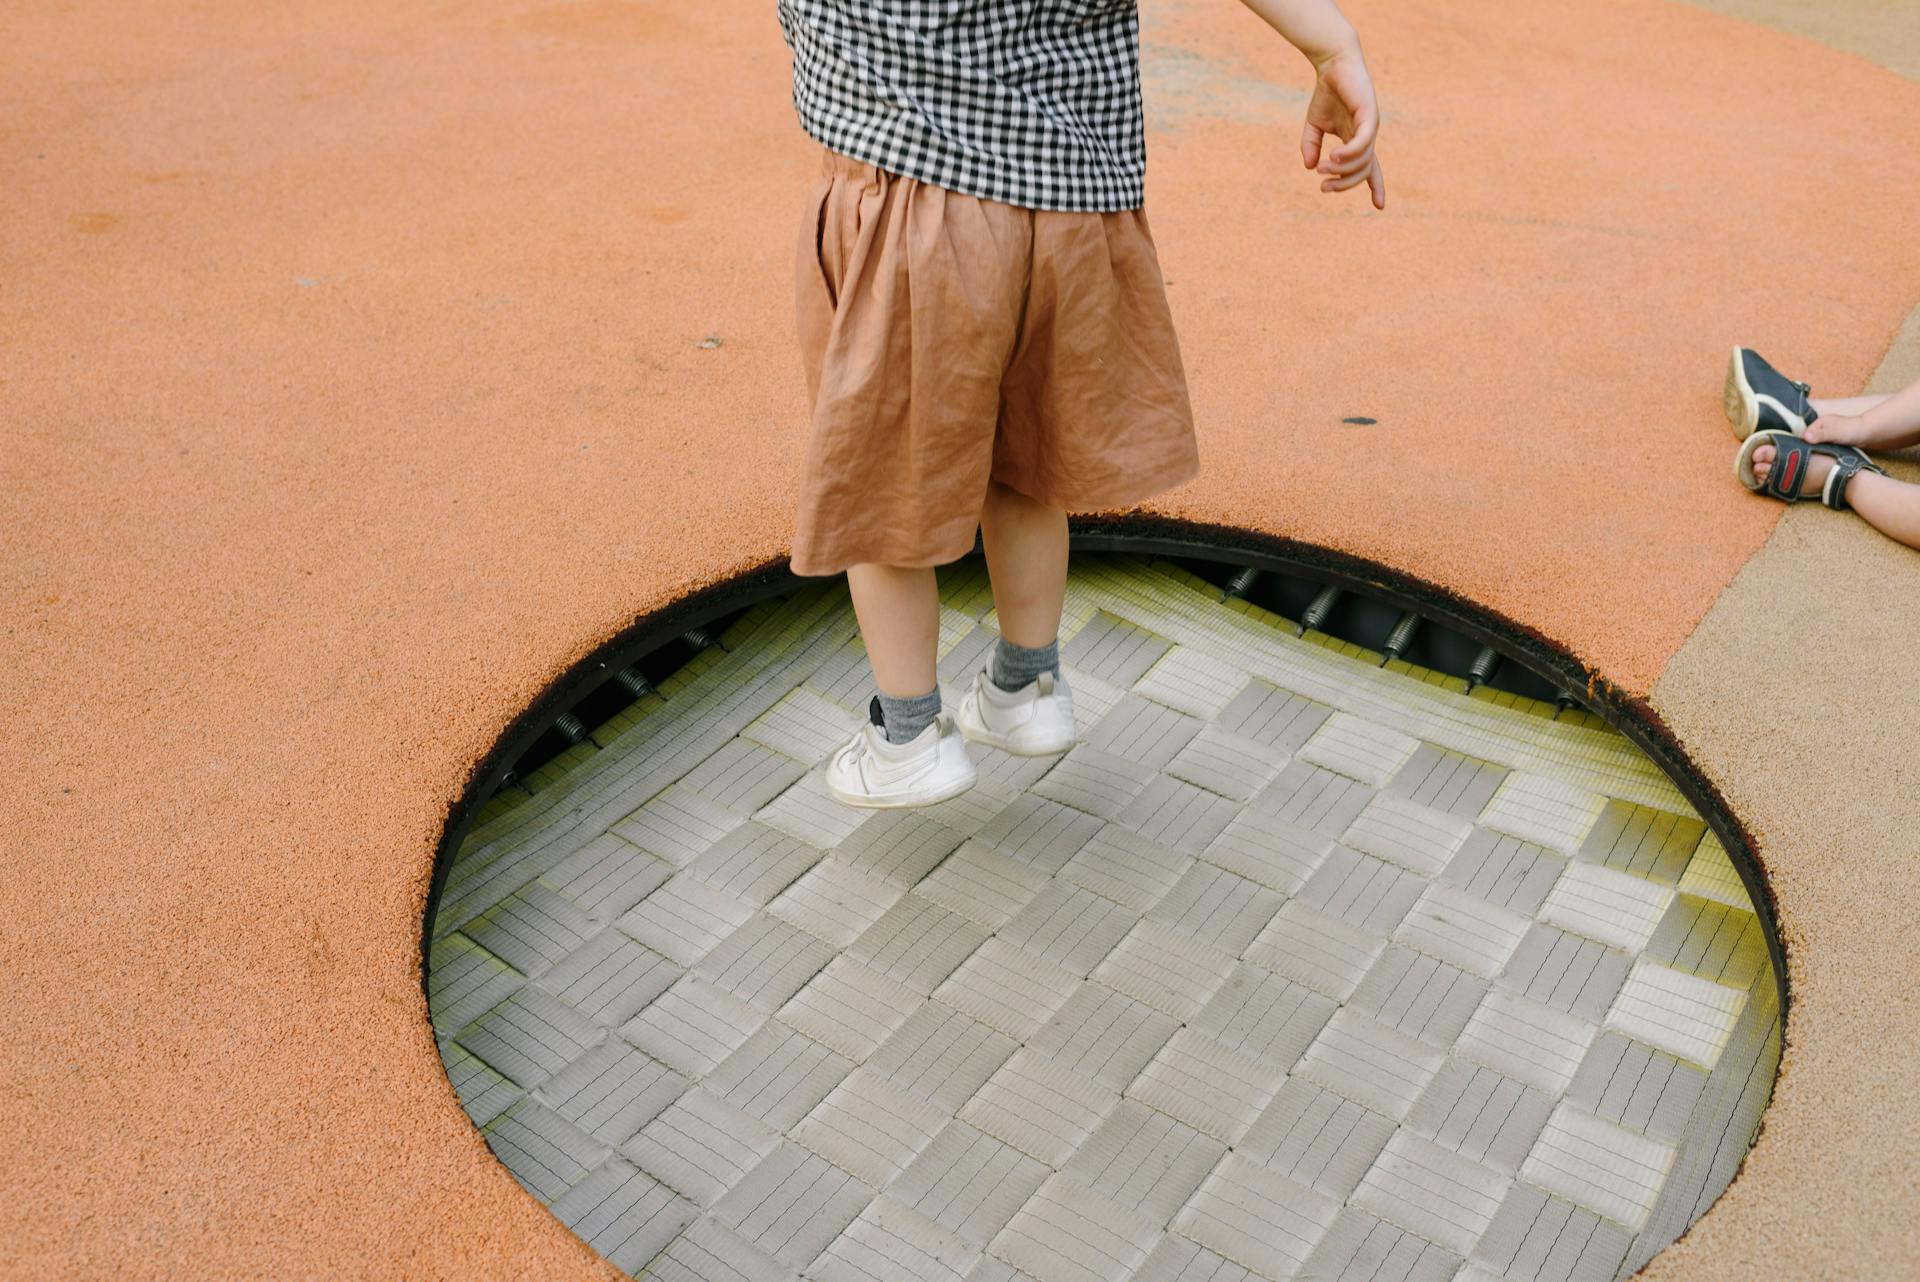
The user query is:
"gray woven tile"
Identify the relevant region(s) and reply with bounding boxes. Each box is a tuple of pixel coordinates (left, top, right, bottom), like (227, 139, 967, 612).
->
(1343, 793, 1474, 878)
(428, 933, 524, 1033)
(1391, 884, 1530, 981)
(539, 928, 680, 1026)
(975, 794, 1104, 875)
(1115, 774, 1240, 856)
(1576, 800, 1703, 885)
(755, 772, 874, 851)
(1407, 1058, 1555, 1175)
(535, 1039, 686, 1147)
(990, 1173, 1160, 1282)
(789, 1069, 950, 1189)
(457, 986, 604, 1089)
(1092, 920, 1236, 1022)
(1351, 1129, 1509, 1257)
(705, 1020, 853, 1130)
(1237, 1077, 1395, 1200)
(1172, 1155, 1341, 1282)
(915, 839, 1052, 931)
(1062, 1099, 1225, 1224)
(1349, 946, 1489, 1046)
(546, 832, 671, 921)
(623, 1087, 782, 1208)
(696, 913, 836, 1012)
(1146, 863, 1284, 954)
(1165, 725, 1288, 802)
(1216, 679, 1332, 753)
(1244, 902, 1387, 1002)
(1133, 1236, 1258, 1282)
(869, 1002, 1018, 1111)
(836, 809, 968, 886)
(621, 976, 765, 1078)
(1294, 1009, 1446, 1123)
(1029, 745, 1157, 820)
(1134, 644, 1252, 720)
(1202, 810, 1331, 894)
(441, 1041, 522, 1128)
(813, 1195, 981, 1282)
(1253, 759, 1376, 837)
(1027, 981, 1180, 1093)
(960, 1049, 1120, 1167)
(484, 1098, 608, 1201)
(1563, 1031, 1709, 1147)
(765, 857, 903, 949)
(740, 685, 862, 765)
(1297, 845, 1427, 934)
(1300, 1207, 1460, 1282)
(712, 1141, 874, 1270)
(1497, 924, 1632, 1023)
(1644, 893, 1768, 990)
(549, 1159, 696, 1273)
(1191, 963, 1337, 1069)
(616, 873, 755, 967)
(935, 939, 1081, 1041)
(1061, 609, 1171, 686)
(847, 893, 989, 995)
(893, 1120, 1051, 1251)
(1059, 823, 1191, 914)
(685, 822, 822, 907)
(1442, 828, 1566, 916)
(681, 737, 809, 816)
(464, 880, 596, 978)
(638, 1214, 794, 1282)
(1082, 692, 1203, 770)
(1470, 1182, 1634, 1282)
(775, 956, 922, 1062)
(1127, 1027, 1284, 1144)
(611, 783, 744, 868)
(999, 881, 1139, 974)
(1386, 743, 1509, 819)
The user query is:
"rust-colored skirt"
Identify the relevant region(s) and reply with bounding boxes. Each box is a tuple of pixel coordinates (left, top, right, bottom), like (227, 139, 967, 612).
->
(790, 148, 1199, 577)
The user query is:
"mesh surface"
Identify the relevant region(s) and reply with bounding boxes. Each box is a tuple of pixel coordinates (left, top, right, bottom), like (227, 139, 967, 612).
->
(429, 555, 1779, 1282)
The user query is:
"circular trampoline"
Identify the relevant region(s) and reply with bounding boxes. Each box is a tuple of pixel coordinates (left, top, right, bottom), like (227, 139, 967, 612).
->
(424, 549, 1780, 1282)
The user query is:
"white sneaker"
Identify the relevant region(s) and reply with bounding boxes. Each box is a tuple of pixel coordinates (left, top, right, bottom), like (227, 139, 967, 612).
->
(824, 709, 977, 808)
(955, 668, 1076, 756)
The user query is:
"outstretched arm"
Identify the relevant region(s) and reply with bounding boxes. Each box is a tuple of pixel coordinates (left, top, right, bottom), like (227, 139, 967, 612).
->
(1236, 0, 1385, 209)
(1807, 375, 1920, 452)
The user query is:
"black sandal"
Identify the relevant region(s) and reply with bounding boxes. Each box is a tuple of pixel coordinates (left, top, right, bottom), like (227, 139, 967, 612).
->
(1735, 430, 1884, 511)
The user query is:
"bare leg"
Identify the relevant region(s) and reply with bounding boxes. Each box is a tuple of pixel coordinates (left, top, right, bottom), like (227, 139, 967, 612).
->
(1809, 393, 1889, 417)
(979, 479, 1069, 647)
(1749, 444, 1920, 551)
(847, 564, 939, 696)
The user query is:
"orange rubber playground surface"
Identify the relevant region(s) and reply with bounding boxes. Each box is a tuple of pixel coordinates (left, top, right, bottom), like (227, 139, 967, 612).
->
(5, 1, 1919, 1278)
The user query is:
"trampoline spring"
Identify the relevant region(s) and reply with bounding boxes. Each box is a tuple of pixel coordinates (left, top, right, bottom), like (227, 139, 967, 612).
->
(1555, 690, 1583, 714)
(553, 712, 589, 745)
(1466, 646, 1500, 689)
(614, 666, 653, 699)
(1382, 611, 1421, 665)
(683, 627, 715, 651)
(1225, 567, 1261, 600)
(1299, 585, 1342, 635)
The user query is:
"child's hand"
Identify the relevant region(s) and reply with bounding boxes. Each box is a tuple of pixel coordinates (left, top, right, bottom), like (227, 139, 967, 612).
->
(1302, 50, 1385, 210)
(1804, 414, 1869, 447)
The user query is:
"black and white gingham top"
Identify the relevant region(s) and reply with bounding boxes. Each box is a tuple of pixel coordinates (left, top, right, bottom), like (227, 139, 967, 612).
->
(777, 0, 1147, 212)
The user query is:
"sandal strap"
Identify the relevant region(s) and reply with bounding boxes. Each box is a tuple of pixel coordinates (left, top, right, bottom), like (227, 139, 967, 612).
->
(1820, 445, 1886, 511)
(1763, 434, 1815, 502)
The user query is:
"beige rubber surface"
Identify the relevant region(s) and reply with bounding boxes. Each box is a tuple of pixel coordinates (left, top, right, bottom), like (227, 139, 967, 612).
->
(1, 0, 1916, 1278)
(1642, 315, 1920, 1282)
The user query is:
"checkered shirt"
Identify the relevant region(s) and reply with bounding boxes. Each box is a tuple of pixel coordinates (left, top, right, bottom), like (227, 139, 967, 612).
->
(777, 0, 1148, 212)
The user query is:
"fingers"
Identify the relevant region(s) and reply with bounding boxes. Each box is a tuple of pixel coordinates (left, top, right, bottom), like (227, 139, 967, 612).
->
(1327, 100, 1378, 173)
(1301, 120, 1325, 171)
(1367, 157, 1386, 210)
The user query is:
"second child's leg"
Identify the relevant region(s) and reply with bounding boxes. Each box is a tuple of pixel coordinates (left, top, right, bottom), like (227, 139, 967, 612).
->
(1808, 374, 1920, 451)
(980, 479, 1069, 678)
(1748, 443, 1920, 551)
(847, 563, 941, 740)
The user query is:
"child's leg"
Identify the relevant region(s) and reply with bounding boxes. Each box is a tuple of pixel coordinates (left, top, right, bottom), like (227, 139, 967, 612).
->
(847, 563, 941, 738)
(1810, 393, 1890, 417)
(1748, 443, 1920, 551)
(979, 480, 1069, 686)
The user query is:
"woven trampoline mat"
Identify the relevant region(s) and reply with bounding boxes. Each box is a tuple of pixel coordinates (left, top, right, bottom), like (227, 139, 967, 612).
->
(428, 554, 1780, 1282)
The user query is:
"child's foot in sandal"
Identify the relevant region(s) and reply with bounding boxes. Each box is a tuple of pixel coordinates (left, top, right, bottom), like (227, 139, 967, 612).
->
(1737, 430, 1884, 511)
(1724, 347, 1818, 439)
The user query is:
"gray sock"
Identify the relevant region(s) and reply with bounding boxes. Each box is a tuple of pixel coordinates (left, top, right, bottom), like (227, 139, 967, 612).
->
(870, 687, 940, 744)
(990, 636, 1060, 692)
